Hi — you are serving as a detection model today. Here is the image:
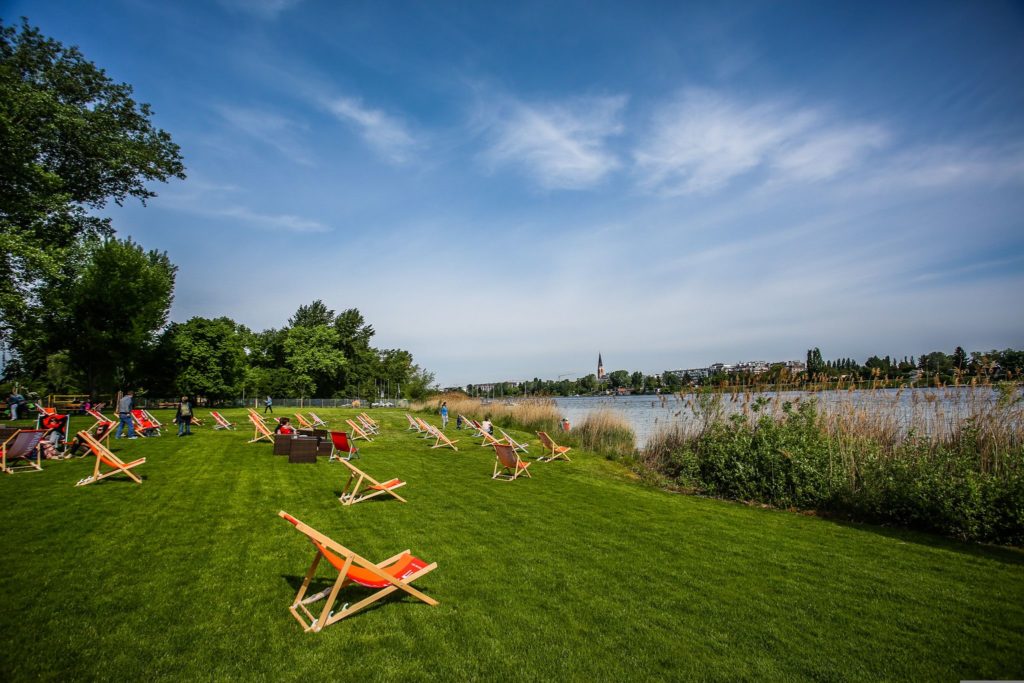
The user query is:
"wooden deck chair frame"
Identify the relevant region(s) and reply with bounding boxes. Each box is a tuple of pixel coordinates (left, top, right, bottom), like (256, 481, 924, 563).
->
(478, 429, 505, 448)
(536, 431, 572, 462)
(308, 412, 329, 428)
(405, 414, 421, 431)
(1, 429, 46, 474)
(328, 431, 360, 462)
(249, 414, 274, 443)
(429, 424, 459, 451)
(499, 429, 530, 454)
(294, 413, 314, 429)
(338, 459, 407, 506)
(248, 408, 269, 424)
(345, 419, 373, 442)
(492, 443, 532, 481)
(75, 431, 146, 486)
(86, 407, 113, 429)
(359, 412, 379, 429)
(210, 411, 236, 430)
(356, 414, 379, 434)
(278, 511, 438, 632)
(415, 418, 438, 440)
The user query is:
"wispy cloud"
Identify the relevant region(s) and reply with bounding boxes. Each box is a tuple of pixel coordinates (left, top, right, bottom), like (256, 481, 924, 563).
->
(214, 105, 313, 166)
(215, 206, 328, 233)
(480, 94, 627, 190)
(634, 89, 888, 195)
(324, 96, 418, 164)
(217, 0, 303, 19)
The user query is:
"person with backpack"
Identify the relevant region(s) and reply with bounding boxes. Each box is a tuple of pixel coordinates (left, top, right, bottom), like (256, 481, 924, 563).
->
(174, 396, 193, 437)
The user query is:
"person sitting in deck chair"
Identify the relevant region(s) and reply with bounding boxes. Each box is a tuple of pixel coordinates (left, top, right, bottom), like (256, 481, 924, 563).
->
(275, 417, 295, 435)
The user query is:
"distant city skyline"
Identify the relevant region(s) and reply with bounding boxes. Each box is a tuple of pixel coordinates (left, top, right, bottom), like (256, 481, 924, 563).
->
(5, 1, 1022, 387)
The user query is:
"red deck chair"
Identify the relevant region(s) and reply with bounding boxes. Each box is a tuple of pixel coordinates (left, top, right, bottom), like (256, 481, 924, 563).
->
(278, 511, 438, 632)
(75, 431, 146, 486)
(210, 411, 236, 430)
(328, 431, 360, 462)
(1, 429, 46, 474)
(131, 409, 161, 437)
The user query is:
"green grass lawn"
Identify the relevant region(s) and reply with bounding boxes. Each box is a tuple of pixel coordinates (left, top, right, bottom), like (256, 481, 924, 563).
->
(1, 408, 1022, 681)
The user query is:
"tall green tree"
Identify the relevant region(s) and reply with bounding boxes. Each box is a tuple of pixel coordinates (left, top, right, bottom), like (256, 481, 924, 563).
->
(65, 238, 176, 393)
(162, 317, 247, 402)
(283, 324, 345, 397)
(0, 19, 184, 328)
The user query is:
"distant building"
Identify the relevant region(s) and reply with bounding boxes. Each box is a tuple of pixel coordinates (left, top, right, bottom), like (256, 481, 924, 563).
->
(597, 352, 606, 380)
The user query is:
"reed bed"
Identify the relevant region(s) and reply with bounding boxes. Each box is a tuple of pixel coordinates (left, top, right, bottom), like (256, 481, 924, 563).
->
(642, 384, 1024, 544)
(413, 393, 562, 434)
(569, 408, 636, 460)
(414, 394, 638, 458)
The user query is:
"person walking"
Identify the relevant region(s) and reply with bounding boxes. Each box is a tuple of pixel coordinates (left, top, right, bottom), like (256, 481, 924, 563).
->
(264, 395, 273, 414)
(175, 395, 193, 437)
(440, 401, 449, 430)
(115, 391, 137, 439)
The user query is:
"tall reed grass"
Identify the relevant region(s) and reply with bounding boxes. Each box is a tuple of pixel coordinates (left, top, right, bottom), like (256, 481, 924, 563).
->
(642, 384, 1024, 544)
(413, 394, 561, 433)
(570, 409, 636, 460)
(413, 394, 637, 458)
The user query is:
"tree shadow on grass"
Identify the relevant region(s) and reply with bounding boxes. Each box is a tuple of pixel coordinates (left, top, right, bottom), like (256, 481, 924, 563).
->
(819, 515, 1024, 566)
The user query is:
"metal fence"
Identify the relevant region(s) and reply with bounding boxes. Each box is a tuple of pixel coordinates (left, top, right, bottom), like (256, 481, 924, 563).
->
(130, 397, 409, 410)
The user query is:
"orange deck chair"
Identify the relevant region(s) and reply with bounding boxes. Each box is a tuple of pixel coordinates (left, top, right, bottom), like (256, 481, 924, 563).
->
(328, 430, 360, 462)
(345, 419, 373, 442)
(249, 413, 274, 443)
(478, 428, 505, 448)
(359, 412, 379, 429)
(536, 431, 572, 462)
(338, 459, 407, 506)
(493, 443, 532, 481)
(142, 409, 164, 428)
(86, 407, 113, 427)
(429, 424, 459, 451)
(247, 408, 269, 423)
(309, 412, 329, 428)
(75, 431, 145, 486)
(294, 413, 314, 429)
(499, 429, 530, 455)
(278, 511, 438, 632)
(405, 414, 420, 431)
(414, 417, 432, 438)
(1, 429, 46, 474)
(210, 411, 236, 430)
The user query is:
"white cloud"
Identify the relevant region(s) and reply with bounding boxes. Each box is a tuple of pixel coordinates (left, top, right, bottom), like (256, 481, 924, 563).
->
(634, 90, 889, 195)
(325, 96, 417, 164)
(481, 95, 627, 190)
(215, 105, 313, 165)
(215, 206, 328, 233)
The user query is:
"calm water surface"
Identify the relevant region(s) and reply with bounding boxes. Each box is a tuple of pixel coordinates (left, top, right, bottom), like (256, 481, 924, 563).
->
(553, 387, 1019, 448)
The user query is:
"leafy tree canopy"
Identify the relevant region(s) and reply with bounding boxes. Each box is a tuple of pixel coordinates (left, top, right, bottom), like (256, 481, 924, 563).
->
(0, 18, 184, 326)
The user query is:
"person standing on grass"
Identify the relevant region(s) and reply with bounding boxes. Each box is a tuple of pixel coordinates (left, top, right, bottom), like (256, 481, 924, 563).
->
(175, 395, 193, 437)
(115, 391, 137, 439)
(440, 401, 449, 430)
(264, 395, 273, 414)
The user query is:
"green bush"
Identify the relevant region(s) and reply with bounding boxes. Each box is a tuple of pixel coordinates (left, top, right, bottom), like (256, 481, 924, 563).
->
(644, 400, 1024, 545)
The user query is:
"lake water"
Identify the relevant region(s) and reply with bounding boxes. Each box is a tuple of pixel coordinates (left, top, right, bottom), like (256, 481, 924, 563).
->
(554, 387, 1020, 449)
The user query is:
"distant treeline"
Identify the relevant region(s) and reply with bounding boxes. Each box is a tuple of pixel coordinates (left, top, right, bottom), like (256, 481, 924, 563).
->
(462, 346, 1024, 397)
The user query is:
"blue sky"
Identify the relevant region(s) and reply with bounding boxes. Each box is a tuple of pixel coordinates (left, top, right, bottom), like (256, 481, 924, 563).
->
(6, 0, 1024, 386)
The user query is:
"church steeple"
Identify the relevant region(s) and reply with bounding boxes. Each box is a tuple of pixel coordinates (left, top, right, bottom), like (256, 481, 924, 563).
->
(597, 352, 605, 379)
